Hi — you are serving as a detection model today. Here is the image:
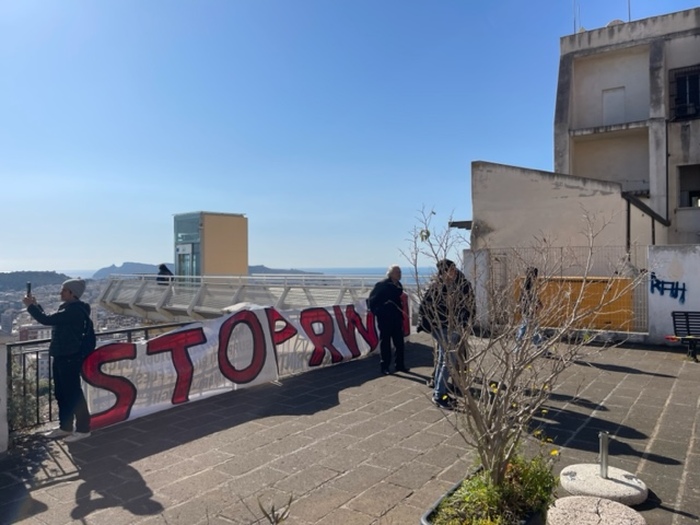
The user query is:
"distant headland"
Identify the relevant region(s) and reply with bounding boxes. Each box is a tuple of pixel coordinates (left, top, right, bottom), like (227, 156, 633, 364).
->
(0, 264, 321, 291)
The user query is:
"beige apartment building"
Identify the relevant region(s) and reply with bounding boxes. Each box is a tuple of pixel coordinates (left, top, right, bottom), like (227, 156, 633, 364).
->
(174, 211, 248, 277)
(555, 7, 700, 245)
(470, 7, 700, 252)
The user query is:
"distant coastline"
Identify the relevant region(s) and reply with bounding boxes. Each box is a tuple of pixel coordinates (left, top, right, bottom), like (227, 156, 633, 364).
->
(54, 265, 435, 280)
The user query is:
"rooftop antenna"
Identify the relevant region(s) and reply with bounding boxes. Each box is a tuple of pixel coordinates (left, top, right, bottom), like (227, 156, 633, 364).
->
(573, 0, 577, 32)
(628, 0, 631, 22)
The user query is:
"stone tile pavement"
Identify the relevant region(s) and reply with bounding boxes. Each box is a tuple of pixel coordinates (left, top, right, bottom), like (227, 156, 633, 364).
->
(1, 335, 699, 524)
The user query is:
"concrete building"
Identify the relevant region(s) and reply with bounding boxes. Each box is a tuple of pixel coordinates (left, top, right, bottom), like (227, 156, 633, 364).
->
(554, 7, 700, 245)
(18, 324, 52, 342)
(470, 7, 700, 252)
(0, 311, 14, 335)
(174, 211, 248, 277)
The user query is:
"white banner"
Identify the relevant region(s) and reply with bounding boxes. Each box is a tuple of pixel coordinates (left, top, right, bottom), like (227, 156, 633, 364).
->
(81, 300, 410, 430)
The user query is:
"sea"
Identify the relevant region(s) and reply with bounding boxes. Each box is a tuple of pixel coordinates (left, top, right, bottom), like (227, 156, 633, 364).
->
(299, 267, 434, 277)
(60, 266, 436, 280)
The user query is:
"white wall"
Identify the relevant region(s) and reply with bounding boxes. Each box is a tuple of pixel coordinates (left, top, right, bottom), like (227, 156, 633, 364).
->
(463, 249, 491, 329)
(572, 129, 649, 192)
(560, 8, 700, 55)
(648, 245, 700, 343)
(665, 33, 700, 70)
(572, 46, 650, 129)
(471, 161, 627, 250)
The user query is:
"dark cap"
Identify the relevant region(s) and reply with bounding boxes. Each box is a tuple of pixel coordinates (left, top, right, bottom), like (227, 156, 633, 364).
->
(436, 259, 455, 274)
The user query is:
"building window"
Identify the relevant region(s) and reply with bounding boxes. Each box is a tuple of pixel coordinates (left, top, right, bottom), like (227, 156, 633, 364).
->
(679, 165, 700, 208)
(670, 65, 700, 120)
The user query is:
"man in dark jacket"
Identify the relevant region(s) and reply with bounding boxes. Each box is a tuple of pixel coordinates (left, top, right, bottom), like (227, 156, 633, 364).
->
(157, 263, 174, 285)
(23, 278, 92, 442)
(368, 264, 407, 375)
(419, 259, 475, 409)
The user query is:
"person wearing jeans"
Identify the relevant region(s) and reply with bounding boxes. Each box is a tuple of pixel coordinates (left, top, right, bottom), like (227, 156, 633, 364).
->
(515, 267, 543, 349)
(419, 259, 475, 409)
(432, 329, 461, 408)
(23, 278, 92, 442)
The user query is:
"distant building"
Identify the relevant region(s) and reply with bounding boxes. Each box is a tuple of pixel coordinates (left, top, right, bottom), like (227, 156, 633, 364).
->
(18, 324, 52, 342)
(1, 311, 14, 335)
(174, 211, 248, 277)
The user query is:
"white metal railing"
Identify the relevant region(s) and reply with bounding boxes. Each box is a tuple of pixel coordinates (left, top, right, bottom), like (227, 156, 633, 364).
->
(99, 273, 422, 322)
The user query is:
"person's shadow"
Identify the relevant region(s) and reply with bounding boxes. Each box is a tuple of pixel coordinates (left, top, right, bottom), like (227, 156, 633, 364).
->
(69, 453, 162, 520)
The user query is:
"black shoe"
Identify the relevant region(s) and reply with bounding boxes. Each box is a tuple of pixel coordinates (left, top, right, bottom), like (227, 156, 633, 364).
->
(433, 395, 456, 410)
(381, 368, 391, 376)
(395, 366, 410, 373)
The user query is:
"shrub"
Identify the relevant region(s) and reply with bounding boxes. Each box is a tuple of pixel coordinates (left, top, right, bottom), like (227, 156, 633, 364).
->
(433, 453, 558, 525)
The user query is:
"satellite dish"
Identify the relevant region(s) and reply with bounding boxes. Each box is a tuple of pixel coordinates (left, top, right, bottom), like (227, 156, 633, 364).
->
(607, 19, 625, 27)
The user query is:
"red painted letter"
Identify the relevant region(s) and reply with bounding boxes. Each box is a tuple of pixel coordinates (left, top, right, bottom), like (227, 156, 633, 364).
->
(401, 293, 410, 336)
(82, 343, 137, 430)
(147, 328, 207, 405)
(265, 307, 298, 346)
(300, 307, 344, 366)
(333, 305, 378, 357)
(218, 310, 267, 384)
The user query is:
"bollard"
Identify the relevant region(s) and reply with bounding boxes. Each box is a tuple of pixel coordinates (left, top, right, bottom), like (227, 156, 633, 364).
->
(599, 431, 609, 479)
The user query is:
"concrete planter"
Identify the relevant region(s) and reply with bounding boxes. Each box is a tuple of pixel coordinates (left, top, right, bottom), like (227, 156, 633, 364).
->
(420, 472, 546, 525)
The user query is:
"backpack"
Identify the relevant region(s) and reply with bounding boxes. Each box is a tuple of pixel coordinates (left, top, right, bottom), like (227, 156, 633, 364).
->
(80, 314, 97, 358)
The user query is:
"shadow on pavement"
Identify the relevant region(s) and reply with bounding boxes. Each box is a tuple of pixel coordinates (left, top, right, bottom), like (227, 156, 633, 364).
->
(572, 359, 677, 378)
(0, 342, 434, 524)
(68, 457, 163, 520)
(0, 437, 58, 525)
(633, 488, 700, 521)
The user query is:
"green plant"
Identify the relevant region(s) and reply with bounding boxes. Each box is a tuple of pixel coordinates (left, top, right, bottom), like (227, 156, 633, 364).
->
(258, 494, 292, 524)
(433, 451, 558, 525)
(8, 358, 37, 431)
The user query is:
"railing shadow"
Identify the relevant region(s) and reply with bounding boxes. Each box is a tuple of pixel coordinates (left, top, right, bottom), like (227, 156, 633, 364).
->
(1, 341, 434, 523)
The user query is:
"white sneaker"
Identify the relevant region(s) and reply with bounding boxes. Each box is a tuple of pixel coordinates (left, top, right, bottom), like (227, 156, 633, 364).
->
(64, 432, 91, 443)
(45, 428, 72, 439)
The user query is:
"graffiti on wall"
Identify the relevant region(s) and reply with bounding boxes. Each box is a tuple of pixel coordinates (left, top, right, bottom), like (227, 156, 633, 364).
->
(649, 272, 687, 304)
(82, 299, 409, 431)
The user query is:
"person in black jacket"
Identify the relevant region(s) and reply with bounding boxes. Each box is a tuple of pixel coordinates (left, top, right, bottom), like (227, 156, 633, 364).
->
(419, 259, 475, 409)
(515, 266, 543, 348)
(23, 278, 92, 442)
(157, 263, 174, 285)
(368, 264, 407, 375)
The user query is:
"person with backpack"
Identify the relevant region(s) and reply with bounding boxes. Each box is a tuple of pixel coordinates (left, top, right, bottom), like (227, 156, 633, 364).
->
(368, 264, 408, 375)
(23, 278, 92, 442)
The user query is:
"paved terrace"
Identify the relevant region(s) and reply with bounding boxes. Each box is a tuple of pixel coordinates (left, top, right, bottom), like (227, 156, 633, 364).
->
(1, 334, 699, 525)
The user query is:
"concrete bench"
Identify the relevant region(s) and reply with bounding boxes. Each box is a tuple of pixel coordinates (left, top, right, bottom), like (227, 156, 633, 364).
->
(665, 311, 700, 362)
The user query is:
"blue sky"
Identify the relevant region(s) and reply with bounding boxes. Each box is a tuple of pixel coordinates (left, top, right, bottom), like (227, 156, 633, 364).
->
(2, 1, 698, 273)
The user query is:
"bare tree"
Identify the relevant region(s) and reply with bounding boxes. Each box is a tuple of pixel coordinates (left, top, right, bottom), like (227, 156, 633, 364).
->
(404, 209, 645, 487)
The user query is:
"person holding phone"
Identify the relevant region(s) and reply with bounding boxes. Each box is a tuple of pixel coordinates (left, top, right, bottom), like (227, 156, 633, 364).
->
(23, 278, 92, 442)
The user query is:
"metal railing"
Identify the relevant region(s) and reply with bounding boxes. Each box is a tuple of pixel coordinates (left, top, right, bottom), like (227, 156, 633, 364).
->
(98, 273, 420, 322)
(6, 322, 190, 431)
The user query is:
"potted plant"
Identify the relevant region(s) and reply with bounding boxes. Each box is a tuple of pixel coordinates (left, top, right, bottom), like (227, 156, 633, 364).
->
(421, 442, 559, 524)
(406, 210, 642, 525)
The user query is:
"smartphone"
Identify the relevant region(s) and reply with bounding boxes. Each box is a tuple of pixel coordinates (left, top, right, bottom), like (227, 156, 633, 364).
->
(26, 281, 31, 296)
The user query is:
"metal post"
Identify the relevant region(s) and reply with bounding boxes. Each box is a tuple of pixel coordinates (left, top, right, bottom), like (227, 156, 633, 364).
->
(599, 431, 609, 479)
